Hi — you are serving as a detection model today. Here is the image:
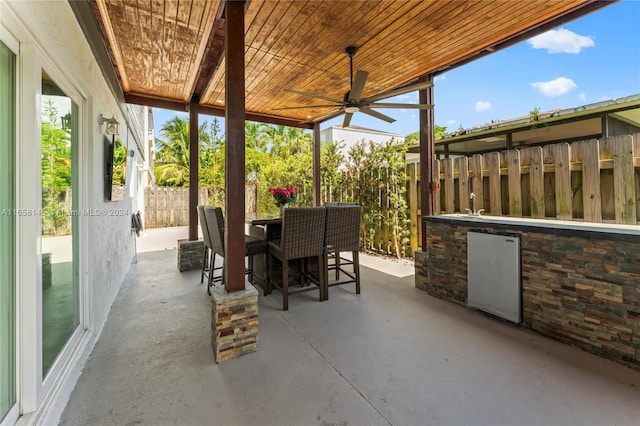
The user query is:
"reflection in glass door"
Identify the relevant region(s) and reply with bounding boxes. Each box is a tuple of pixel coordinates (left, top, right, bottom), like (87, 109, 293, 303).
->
(41, 71, 79, 377)
(0, 41, 16, 422)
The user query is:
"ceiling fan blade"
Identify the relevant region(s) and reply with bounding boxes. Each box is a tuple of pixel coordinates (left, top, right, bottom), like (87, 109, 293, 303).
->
(286, 88, 343, 104)
(303, 108, 344, 123)
(360, 107, 396, 123)
(348, 70, 369, 101)
(273, 104, 339, 111)
(369, 103, 434, 109)
(343, 112, 354, 127)
(365, 81, 434, 103)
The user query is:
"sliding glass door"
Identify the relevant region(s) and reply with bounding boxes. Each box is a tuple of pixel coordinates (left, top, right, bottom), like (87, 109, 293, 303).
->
(41, 70, 80, 377)
(0, 40, 17, 422)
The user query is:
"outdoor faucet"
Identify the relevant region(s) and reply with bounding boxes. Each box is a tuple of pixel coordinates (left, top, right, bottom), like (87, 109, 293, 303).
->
(465, 192, 485, 216)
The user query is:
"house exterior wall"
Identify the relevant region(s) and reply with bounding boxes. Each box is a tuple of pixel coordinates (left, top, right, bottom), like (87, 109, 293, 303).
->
(320, 125, 405, 155)
(1, 1, 147, 424)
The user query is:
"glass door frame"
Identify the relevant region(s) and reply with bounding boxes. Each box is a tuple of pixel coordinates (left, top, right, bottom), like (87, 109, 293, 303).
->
(4, 8, 90, 415)
(35, 50, 89, 412)
(0, 24, 19, 426)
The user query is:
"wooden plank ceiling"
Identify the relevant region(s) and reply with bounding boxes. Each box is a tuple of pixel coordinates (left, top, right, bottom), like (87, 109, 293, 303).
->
(91, 0, 612, 128)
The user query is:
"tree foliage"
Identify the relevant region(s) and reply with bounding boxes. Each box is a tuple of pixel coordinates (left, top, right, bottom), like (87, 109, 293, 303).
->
(154, 115, 448, 258)
(41, 99, 72, 235)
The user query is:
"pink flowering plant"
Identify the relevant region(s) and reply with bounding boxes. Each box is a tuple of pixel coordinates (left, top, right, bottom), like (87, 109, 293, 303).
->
(269, 186, 297, 207)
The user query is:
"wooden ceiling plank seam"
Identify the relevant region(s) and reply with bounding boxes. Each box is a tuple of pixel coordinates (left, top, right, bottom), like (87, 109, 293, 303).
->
(242, 4, 344, 111)
(265, 0, 418, 106)
(182, 0, 219, 101)
(364, 0, 509, 90)
(208, 2, 384, 111)
(347, 1, 457, 96)
(202, 0, 284, 104)
(341, 0, 460, 96)
(247, 0, 442, 121)
(243, 0, 311, 97)
(277, 1, 384, 85)
(238, 1, 281, 95)
(128, 1, 155, 93)
(362, 0, 545, 91)
(386, 0, 581, 88)
(257, 0, 593, 123)
(148, 0, 165, 96)
(247, 0, 391, 111)
(166, 0, 183, 99)
(132, 1, 163, 93)
(198, 37, 227, 104)
(97, 0, 131, 91)
(253, 0, 426, 117)
(202, 56, 227, 105)
(98, 0, 608, 124)
(246, 0, 383, 112)
(244, 2, 325, 108)
(242, 0, 298, 86)
(191, 3, 225, 98)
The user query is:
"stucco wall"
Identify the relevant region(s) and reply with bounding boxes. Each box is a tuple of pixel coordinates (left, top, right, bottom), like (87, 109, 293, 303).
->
(3, 2, 148, 420)
(7, 1, 144, 332)
(320, 125, 405, 155)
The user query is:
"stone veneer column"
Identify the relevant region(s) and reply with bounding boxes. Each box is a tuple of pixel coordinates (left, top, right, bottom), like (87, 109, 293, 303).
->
(177, 239, 204, 272)
(210, 283, 258, 362)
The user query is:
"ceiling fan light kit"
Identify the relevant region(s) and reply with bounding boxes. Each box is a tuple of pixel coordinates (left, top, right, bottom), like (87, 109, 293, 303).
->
(278, 45, 434, 127)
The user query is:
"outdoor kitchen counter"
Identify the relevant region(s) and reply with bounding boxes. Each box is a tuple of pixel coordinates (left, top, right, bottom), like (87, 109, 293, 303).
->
(426, 213, 640, 240)
(415, 214, 640, 371)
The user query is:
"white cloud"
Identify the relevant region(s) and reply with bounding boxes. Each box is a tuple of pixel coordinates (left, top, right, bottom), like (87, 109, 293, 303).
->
(578, 92, 586, 102)
(435, 75, 446, 81)
(528, 28, 594, 54)
(447, 119, 456, 125)
(530, 77, 577, 97)
(474, 101, 491, 112)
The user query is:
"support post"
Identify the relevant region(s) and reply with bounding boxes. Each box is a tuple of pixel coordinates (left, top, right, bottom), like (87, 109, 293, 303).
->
(188, 100, 199, 241)
(419, 74, 436, 250)
(313, 122, 321, 206)
(224, 0, 246, 293)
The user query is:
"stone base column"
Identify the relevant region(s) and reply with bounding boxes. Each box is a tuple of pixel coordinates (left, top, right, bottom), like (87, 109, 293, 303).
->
(177, 239, 204, 272)
(211, 283, 258, 362)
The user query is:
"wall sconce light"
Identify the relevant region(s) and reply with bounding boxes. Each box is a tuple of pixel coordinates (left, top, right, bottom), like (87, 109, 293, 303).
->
(99, 114, 120, 135)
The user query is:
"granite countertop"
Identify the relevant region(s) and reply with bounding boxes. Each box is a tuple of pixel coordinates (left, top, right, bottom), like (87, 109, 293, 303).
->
(424, 214, 640, 237)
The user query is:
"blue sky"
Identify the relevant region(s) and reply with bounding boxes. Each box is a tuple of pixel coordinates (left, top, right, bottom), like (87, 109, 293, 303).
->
(153, 0, 640, 139)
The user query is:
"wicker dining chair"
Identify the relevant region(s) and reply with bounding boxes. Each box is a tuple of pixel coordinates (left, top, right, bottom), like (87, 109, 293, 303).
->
(324, 204, 361, 296)
(204, 206, 268, 295)
(267, 206, 327, 310)
(197, 205, 217, 285)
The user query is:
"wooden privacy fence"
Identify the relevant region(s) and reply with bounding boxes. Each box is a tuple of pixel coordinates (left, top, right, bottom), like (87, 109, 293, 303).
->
(434, 133, 640, 225)
(144, 185, 258, 228)
(325, 134, 640, 258)
(145, 187, 209, 228)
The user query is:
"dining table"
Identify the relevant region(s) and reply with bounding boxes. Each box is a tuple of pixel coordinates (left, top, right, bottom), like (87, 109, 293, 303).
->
(245, 211, 282, 287)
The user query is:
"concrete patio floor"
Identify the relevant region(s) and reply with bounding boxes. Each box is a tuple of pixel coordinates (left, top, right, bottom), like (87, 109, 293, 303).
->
(58, 230, 640, 425)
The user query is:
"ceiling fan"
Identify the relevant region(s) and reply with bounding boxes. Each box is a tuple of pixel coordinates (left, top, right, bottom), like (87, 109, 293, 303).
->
(274, 45, 434, 127)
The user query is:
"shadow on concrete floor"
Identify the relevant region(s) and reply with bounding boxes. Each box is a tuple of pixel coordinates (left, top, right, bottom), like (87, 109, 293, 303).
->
(59, 248, 640, 426)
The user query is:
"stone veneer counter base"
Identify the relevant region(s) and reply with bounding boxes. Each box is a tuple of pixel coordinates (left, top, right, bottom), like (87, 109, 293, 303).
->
(210, 283, 259, 363)
(416, 214, 640, 371)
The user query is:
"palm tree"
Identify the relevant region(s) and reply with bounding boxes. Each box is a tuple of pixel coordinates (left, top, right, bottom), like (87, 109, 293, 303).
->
(245, 121, 268, 152)
(154, 117, 215, 187)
